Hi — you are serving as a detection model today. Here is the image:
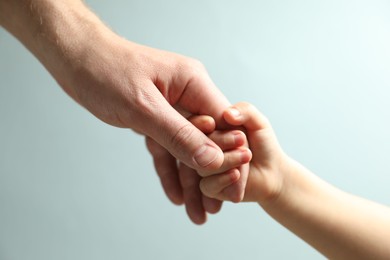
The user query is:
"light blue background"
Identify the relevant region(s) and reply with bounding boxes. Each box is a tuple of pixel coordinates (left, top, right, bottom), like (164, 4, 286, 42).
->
(1, 1, 390, 259)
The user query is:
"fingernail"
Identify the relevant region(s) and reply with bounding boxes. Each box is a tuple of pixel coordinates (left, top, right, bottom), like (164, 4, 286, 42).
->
(194, 144, 219, 168)
(229, 108, 241, 118)
(234, 132, 245, 146)
(240, 148, 252, 163)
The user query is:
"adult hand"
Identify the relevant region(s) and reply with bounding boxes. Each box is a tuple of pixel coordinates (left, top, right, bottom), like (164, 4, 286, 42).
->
(146, 116, 249, 224)
(0, 0, 249, 224)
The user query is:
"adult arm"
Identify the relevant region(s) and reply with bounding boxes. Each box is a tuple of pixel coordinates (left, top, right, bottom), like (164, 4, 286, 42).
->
(0, 0, 249, 223)
(0, 0, 224, 169)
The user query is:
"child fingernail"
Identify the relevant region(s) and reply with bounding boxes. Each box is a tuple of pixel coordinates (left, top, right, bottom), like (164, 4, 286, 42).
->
(229, 108, 241, 118)
(234, 132, 245, 146)
(241, 148, 252, 162)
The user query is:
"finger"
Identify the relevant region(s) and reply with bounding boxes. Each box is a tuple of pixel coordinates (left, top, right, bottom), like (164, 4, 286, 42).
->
(202, 195, 223, 214)
(223, 102, 271, 131)
(200, 169, 240, 199)
(174, 65, 231, 128)
(208, 130, 246, 151)
(140, 86, 224, 172)
(188, 115, 216, 134)
(170, 109, 222, 213)
(221, 162, 250, 203)
(145, 137, 183, 205)
(189, 115, 246, 151)
(178, 162, 207, 225)
(146, 93, 223, 170)
(220, 133, 251, 203)
(198, 147, 252, 177)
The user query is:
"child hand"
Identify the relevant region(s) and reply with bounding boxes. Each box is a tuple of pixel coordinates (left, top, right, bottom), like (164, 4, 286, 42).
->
(194, 102, 289, 204)
(188, 115, 252, 202)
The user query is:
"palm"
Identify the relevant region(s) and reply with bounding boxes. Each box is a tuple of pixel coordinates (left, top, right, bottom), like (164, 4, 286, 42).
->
(244, 128, 285, 203)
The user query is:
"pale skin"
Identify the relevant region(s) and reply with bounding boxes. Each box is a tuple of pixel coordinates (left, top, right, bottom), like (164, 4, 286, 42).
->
(192, 102, 390, 259)
(0, 0, 251, 224)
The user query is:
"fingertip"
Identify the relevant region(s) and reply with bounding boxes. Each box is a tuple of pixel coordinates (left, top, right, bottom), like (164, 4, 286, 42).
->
(163, 183, 184, 205)
(202, 116, 216, 134)
(199, 170, 240, 200)
(169, 193, 184, 206)
(230, 190, 245, 203)
(240, 147, 252, 164)
(224, 107, 242, 126)
(189, 211, 207, 225)
(222, 176, 245, 203)
(228, 107, 241, 118)
(207, 204, 222, 214)
(233, 130, 246, 147)
(189, 115, 216, 134)
(229, 168, 241, 183)
(202, 196, 223, 214)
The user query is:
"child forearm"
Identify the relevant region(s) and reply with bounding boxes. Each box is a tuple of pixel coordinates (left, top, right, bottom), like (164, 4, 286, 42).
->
(262, 158, 390, 259)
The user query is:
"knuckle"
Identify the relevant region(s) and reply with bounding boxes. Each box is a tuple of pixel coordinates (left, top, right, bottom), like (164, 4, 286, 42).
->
(132, 86, 158, 116)
(181, 58, 207, 77)
(188, 58, 205, 70)
(229, 192, 244, 203)
(170, 123, 197, 155)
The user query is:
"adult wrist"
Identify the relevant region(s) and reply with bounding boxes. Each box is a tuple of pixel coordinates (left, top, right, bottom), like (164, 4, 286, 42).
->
(1, 0, 114, 84)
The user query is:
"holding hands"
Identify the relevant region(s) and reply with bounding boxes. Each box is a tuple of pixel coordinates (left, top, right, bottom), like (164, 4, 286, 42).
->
(191, 102, 290, 205)
(0, 0, 252, 225)
(3, 1, 390, 257)
(193, 102, 390, 260)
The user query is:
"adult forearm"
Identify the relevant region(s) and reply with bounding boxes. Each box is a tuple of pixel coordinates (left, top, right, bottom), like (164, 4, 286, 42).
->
(1, 0, 235, 224)
(263, 159, 390, 259)
(0, 0, 113, 95)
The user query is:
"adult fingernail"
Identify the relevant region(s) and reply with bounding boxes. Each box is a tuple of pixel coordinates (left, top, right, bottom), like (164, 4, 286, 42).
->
(194, 144, 219, 168)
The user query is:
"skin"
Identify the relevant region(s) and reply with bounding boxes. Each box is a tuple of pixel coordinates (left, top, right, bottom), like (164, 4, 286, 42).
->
(0, 0, 251, 224)
(193, 102, 390, 259)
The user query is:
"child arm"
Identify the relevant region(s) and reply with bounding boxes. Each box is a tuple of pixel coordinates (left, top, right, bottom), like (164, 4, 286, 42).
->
(197, 102, 390, 259)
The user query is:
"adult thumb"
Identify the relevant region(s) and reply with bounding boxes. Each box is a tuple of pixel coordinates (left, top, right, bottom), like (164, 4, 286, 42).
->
(172, 123, 224, 171)
(142, 95, 224, 175)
